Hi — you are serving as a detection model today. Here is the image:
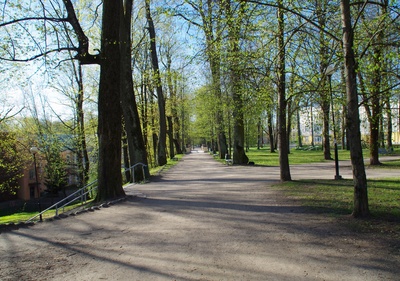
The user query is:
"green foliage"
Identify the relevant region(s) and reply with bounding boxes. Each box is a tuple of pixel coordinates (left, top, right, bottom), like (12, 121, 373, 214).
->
(0, 132, 25, 196)
(41, 137, 68, 195)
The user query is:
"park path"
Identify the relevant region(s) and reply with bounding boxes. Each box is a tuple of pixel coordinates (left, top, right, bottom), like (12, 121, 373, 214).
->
(0, 151, 399, 281)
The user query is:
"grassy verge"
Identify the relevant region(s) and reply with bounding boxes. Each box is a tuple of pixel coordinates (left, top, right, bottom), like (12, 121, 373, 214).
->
(149, 153, 184, 175)
(0, 199, 95, 224)
(277, 178, 400, 237)
(245, 146, 364, 166)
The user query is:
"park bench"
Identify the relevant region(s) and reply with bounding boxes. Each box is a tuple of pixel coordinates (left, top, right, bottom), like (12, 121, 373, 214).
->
(225, 154, 233, 165)
(378, 147, 394, 155)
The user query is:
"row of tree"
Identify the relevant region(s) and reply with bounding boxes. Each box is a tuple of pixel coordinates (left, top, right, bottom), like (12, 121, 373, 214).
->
(1, 1, 399, 217)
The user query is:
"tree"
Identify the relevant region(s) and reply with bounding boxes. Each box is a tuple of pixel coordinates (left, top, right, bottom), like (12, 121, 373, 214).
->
(176, 0, 228, 159)
(277, 0, 291, 181)
(121, 0, 149, 181)
(145, 0, 167, 166)
(224, 0, 249, 164)
(340, 0, 369, 217)
(42, 138, 68, 196)
(0, 132, 25, 199)
(95, 0, 125, 200)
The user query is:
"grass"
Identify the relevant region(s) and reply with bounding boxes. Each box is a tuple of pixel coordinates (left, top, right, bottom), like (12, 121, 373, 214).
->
(149, 154, 184, 175)
(0, 199, 95, 224)
(247, 146, 400, 236)
(245, 146, 364, 166)
(276, 178, 400, 237)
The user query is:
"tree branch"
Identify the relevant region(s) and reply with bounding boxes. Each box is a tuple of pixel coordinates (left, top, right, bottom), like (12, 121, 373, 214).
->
(62, 0, 100, 64)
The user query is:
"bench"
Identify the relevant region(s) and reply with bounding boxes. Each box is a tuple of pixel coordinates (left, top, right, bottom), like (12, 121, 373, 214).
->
(378, 147, 394, 155)
(225, 154, 233, 166)
(378, 148, 387, 155)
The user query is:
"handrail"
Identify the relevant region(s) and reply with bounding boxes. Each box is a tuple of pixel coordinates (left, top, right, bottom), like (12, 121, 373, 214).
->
(124, 162, 149, 182)
(26, 163, 149, 223)
(26, 181, 98, 223)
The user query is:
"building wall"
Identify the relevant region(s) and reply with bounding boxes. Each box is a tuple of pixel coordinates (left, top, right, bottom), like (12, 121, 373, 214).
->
(17, 163, 45, 201)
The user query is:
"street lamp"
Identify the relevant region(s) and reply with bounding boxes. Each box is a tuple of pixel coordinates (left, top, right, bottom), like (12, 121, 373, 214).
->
(30, 146, 43, 221)
(325, 65, 342, 180)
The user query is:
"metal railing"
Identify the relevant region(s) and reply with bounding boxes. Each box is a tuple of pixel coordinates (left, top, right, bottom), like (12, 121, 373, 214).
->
(26, 163, 148, 223)
(26, 181, 98, 223)
(124, 162, 149, 182)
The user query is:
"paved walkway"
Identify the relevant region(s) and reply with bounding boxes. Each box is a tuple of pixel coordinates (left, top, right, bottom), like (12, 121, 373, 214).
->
(0, 151, 399, 280)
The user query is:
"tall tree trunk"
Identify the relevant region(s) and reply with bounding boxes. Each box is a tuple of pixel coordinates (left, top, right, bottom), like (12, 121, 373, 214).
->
(316, 0, 332, 160)
(167, 116, 174, 159)
(322, 99, 332, 159)
(268, 111, 275, 152)
(277, 0, 291, 181)
(310, 104, 314, 146)
(258, 120, 262, 149)
(386, 97, 393, 148)
(96, 0, 125, 201)
(297, 109, 302, 147)
(121, 124, 131, 183)
(121, 0, 149, 181)
(75, 63, 90, 186)
(369, 57, 382, 165)
(225, 0, 248, 164)
(145, 0, 167, 166)
(340, 0, 369, 217)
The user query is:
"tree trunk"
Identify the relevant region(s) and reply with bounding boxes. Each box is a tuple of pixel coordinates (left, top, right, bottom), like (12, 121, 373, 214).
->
(225, 0, 248, 165)
(386, 97, 393, 148)
(258, 120, 262, 149)
(121, 125, 131, 183)
(268, 111, 275, 152)
(145, 0, 167, 166)
(297, 109, 302, 147)
(76, 63, 90, 186)
(316, 1, 332, 160)
(120, 0, 149, 181)
(96, 0, 125, 201)
(168, 116, 174, 159)
(277, 0, 291, 181)
(340, 0, 369, 217)
(322, 99, 332, 159)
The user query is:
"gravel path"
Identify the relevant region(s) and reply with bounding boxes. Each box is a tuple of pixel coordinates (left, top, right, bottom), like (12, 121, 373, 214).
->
(1, 151, 399, 280)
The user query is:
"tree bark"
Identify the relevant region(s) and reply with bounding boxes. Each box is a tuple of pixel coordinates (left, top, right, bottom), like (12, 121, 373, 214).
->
(268, 111, 275, 152)
(225, 0, 248, 165)
(322, 99, 332, 159)
(340, 0, 369, 217)
(121, 0, 149, 182)
(96, 0, 125, 201)
(316, 1, 332, 160)
(74, 63, 90, 186)
(145, 0, 167, 166)
(277, 0, 291, 181)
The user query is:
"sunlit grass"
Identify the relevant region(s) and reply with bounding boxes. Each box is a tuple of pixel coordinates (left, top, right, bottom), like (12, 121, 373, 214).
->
(277, 178, 400, 236)
(149, 153, 184, 175)
(0, 199, 94, 224)
(245, 146, 358, 166)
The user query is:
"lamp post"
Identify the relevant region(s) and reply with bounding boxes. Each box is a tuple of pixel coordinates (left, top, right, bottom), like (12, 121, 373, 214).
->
(325, 65, 342, 180)
(30, 146, 43, 221)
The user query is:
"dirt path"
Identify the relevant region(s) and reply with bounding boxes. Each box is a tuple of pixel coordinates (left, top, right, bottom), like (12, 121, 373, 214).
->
(1, 151, 399, 280)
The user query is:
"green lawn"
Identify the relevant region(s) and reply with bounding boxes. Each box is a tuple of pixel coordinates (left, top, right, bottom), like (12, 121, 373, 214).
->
(277, 178, 400, 237)
(0, 200, 95, 224)
(248, 146, 400, 236)
(245, 146, 358, 166)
